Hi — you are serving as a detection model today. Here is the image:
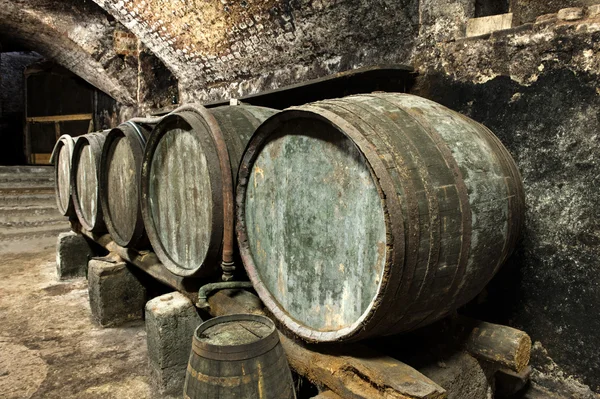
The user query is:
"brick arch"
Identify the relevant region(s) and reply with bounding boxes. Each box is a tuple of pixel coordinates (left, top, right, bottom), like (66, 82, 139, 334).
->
(0, 0, 137, 105)
(92, 0, 420, 103)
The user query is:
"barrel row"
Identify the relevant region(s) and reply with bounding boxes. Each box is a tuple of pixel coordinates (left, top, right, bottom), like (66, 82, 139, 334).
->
(52, 94, 524, 343)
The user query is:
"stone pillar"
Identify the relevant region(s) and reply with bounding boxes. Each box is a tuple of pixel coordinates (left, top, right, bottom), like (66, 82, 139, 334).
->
(56, 231, 93, 280)
(145, 292, 202, 397)
(88, 258, 146, 327)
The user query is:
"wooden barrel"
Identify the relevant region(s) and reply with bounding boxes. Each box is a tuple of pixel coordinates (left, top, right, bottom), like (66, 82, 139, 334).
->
(51, 134, 78, 217)
(236, 93, 525, 342)
(140, 105, 277, 277)
(71, 131, 108, 232)
(99, 122, 151, 248)
(184, 314, 295, 399)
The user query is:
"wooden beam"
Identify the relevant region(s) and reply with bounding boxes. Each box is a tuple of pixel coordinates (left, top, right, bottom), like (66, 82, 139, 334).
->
(26, 113, 92, 123)
(208, 289, 447, 399)
(460, 317, 532, 373)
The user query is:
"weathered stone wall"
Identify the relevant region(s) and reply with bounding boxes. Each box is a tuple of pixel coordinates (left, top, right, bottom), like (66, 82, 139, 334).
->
(510, 0, 598, 23)
(0, 0, 177, 116)
(1, 52, 43, 115)
(413, 9, 600, 394)
(92, 0, 420, 103)
(0, 52, 44, 164)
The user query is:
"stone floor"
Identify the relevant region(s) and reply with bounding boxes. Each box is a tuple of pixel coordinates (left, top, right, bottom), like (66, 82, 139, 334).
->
(0, 240, 155, 399)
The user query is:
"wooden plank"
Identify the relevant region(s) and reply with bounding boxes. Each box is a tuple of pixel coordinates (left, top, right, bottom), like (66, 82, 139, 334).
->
(31, 153, 52, 165)
(105, 136, 138, 242)
(208, 289, 447, 399)
(27, 113, 93, 123)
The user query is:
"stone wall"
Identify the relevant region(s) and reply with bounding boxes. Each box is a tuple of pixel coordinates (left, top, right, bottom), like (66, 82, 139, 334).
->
(0, 0, 177, 116)
(413, 7, 600, 394)
(0, 52, 43, 164)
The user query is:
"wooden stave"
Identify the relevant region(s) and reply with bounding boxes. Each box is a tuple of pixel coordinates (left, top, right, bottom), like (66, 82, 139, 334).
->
(140, 105, 278, 278)
(99, 121, 151, 248)
(71, 131, 108, 233)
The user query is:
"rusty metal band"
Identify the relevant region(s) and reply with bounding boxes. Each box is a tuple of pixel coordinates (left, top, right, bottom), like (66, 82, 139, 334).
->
(391, 103, 473, 329)
(183, 105, 236, 273)
(360, 94, 444, 330)
(191, 314, 280, 361)
(315, 97, 430, 336)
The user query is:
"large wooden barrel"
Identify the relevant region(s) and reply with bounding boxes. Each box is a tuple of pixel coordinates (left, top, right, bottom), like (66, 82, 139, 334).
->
(141, 105, 277, 277)
(71, 131, 108, 232)
(51, 134, 78, 217)
(236, 93, 525, 342)
(184, 314, 295, 399)
(99, 122, 151, 248)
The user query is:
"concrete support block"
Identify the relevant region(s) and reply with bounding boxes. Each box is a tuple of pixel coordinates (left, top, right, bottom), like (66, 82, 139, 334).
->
(557, 7, 584, 21)
(496, 366, 532, 397)
(56, 231, 93, 280)
(419, 352, 492, 399)
(466, 13, 514, 38)
(145, 292, 202, 397)
(88, 259, 146, 327)
(588, 4, 600, 18)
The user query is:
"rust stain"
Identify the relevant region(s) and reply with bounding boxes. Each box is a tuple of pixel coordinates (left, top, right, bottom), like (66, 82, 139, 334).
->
(257, 362, 265, 399)
(253, 165, 265, 188)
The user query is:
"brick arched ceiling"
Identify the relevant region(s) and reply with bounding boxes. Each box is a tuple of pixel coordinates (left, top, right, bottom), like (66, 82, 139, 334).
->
(92, 0, 420, 103)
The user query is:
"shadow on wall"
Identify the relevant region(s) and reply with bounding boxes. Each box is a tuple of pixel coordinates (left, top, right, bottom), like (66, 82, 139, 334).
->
(411, 69, 600, 392)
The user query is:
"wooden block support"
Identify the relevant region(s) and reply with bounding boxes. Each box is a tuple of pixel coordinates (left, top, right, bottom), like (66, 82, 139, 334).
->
(461, 317, 532, 373)
(208, 289, 447, 399)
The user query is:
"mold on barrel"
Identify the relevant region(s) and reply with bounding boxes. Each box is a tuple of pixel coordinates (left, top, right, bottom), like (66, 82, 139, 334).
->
(140, 105, 278, 278)
(236, 93, 525, 342)
(99, 121, 152, 248)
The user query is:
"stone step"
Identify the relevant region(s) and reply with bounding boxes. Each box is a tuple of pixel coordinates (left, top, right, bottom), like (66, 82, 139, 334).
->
(0, 217, 69, 229)
(0, 193, 56, 207)
(0, 165, 53, 175)
(0, 186, 55, 195)
(0, 174, 54, 185)
(0, 180, 54, 190)
(0, 223, 71, 242)
(0, 205, 63, 223)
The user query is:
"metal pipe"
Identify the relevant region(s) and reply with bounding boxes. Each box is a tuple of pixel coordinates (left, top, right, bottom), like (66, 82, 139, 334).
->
(197, 281, 254, 310)
(169, 104, 237, 282)
(131, 103, 238, 282)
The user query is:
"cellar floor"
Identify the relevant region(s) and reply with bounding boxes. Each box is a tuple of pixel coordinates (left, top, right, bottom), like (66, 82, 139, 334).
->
(0, 238, 155, 399)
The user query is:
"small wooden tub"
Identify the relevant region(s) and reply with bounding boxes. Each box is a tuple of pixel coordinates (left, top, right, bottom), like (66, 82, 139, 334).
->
(184, 314, 295, 399)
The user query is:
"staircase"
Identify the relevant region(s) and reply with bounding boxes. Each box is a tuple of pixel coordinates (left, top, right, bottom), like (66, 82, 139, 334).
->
(0, 166, 71, 253)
